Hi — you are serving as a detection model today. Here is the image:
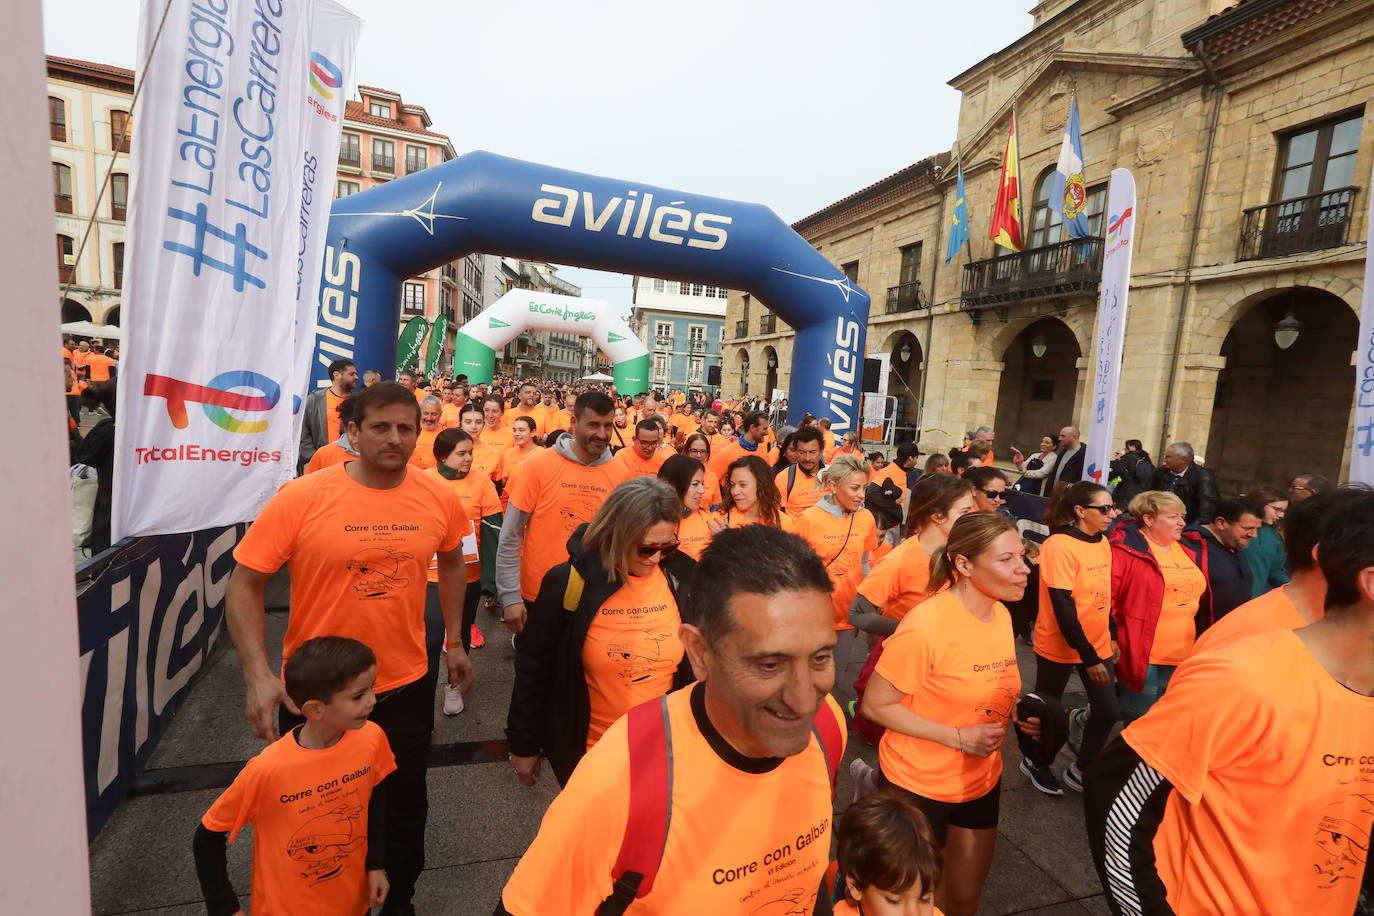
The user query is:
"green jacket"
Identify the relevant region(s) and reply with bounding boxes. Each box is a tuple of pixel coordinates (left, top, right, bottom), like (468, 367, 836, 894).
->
(1246, 523, 1289, 598)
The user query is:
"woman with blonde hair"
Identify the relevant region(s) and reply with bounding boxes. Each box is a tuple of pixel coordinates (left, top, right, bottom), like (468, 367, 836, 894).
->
(795, 455, 878, 679)
(506, 477, 695, 787)
(1109, 489, 1209, 723)
(861, 512, 1037, 916)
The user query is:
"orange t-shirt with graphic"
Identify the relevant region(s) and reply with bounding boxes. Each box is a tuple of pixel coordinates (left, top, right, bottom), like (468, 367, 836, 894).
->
(1124, 630, 1374, 916)
(427, 468, 500, 584)
(233, 465, 464, 692)
(613, 445, 667, 477)
(582, 567, 683, 748)
(1190, 585, 1316, 656)
(1034, 531, 1112, 664)
(1146, 539, 1207, 664)
(857, 536, 935, 621)
(677, 509, 716, 560)
(471, 442, 508, 485)
(409, 427, 441, 469)
(480, 423, 515, 452)
(507, 450, 631, 601)
(795, 505, 878, 630)
(201, 721, 396, 916)
(501, 685, 844, 916)
(304, 443, 352, 475)
(324, 388, 345, 443)
(776, 466, 824, 518)
(720, 507, 796, 532)
(876, 591, 1019, 803)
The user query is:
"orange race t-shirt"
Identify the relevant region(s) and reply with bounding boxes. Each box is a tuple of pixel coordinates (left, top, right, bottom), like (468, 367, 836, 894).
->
(876, 591, 1019, 803)
(707, 440, 767, 482)
(479, 423, 515, 452)
(409, 427, 441, 469)
(1124, 630, 1374, 916)
(1146, 539, 1207, 664)
(776, 465, 824, 518)
(669, 413, 697, 444)
(86, 352, 117, 381)
(507, 450, 631, 601)
(304, 443, 353, 475)
(795, 504, 878, 630)
(471, 442, 508, 486)
(870, 462, 908, 503)
(582, 567, 683, 748)
(856, 536, 936, 622)
(613, 445, 667, 477)
(440, 403, 464, 429)
(501, 685, 844, 916)
(720, 507, 796, 533)
(233, 465, 464, 692)
(201, 721, 396, 916)
(324, 388, 345, 444)
(504, 406, 541, 431)
(427, 468, 500, 584)
(1190, 585, 1317, 656)
(1034, 531, 1112, 664)
(676, 509, 716, 560)
(503, 443, 540, 475)
(870, 538, 893, 565)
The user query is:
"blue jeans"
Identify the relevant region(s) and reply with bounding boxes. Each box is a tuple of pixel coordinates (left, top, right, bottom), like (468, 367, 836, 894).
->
(1116, 663, 1175, 724)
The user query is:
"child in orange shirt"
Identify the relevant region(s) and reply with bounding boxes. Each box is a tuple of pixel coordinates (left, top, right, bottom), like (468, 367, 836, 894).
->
(194, 636, 396, 916)
(832, 791, 945, 916)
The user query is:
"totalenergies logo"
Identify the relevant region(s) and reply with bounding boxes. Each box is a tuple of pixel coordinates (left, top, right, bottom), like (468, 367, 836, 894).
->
(145, 371, 280, 434)
(309, 53, 342, 100)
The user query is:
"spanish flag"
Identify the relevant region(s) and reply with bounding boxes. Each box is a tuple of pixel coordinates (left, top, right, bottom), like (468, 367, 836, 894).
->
(989, 113, 1023, 252)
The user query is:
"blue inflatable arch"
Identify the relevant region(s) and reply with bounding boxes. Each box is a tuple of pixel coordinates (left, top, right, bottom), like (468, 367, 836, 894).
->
(310, 151, 870, 430)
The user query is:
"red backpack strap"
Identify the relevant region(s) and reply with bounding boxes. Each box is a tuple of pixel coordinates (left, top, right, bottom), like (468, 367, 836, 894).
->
(600, 697, 673, 914)
(810, 699, 845, 801)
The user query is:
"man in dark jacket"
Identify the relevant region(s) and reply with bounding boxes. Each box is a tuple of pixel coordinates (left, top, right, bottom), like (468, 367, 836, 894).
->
(1050, 425, 1086, 486)
(1109, 439, 1154, 509)
(1148, 441, 1218, 524)
(1191, 497, 1261, 633)
(297, 358, 356, 472)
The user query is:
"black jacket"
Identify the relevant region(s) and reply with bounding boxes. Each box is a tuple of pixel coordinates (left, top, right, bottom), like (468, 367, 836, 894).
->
(1110, 450, 1155, 509)
(505, 524, 696, 785)
(1052, 445, 1085, 486)
(1191, 524, 1254, 634)
(1148, 464, 1219, 525)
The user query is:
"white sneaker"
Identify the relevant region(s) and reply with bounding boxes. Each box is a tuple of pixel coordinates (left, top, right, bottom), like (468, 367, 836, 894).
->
(443, 684, 465, 716)
(849, 758, 876, 803)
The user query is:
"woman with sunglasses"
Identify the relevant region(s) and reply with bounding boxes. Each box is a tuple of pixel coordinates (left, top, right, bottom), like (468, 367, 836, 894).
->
(506, 477, 695, 788)
(964, 466, 1013, 517)
(719, 455, 794, 531)
(1021, 481, 1120, 796)
(681, 433, 722, 511)
(657, 454, 727, 560)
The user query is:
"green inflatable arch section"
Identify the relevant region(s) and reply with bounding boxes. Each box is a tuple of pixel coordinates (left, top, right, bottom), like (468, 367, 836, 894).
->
(453, 290, 650, 394)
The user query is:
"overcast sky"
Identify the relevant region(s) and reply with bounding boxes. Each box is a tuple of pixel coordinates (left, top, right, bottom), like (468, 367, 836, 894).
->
(42, 0, 1033, 314)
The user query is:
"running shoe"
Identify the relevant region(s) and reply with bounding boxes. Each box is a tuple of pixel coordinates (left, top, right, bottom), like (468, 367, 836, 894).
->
(1066, 706, 1088, 756)
(1062, 762, 1084, 793)
(442, 684, 465, 716)
(1019, 757, 1064, 796)
(470, 624, 485, 649)
(849, 758, 876, 804)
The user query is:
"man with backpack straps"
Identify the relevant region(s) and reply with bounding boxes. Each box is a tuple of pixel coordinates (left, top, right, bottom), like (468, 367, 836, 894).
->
(776, 426, 827, 518)
(496, 525, 847, 916)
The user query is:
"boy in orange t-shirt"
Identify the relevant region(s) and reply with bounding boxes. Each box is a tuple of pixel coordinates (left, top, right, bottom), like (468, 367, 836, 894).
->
(194, 637, 396, 916)
(832, 792, 945, 916)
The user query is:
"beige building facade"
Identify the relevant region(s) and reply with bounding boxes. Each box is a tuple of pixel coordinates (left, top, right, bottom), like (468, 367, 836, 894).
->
(728, 0, 1372, 494)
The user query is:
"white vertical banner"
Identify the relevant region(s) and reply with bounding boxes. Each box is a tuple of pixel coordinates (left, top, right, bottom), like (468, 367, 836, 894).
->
(114, 0, 361, 538)
(1084, 168, 1137, 486)
(871, 351, 891, 397)
(1350, 159, 1374, 485)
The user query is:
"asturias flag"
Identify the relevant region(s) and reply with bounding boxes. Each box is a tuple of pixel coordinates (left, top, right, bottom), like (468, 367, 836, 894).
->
(989, 114, 1023, 252)
(1051, 95, 1091, 238)
(946, 163, 970, 264)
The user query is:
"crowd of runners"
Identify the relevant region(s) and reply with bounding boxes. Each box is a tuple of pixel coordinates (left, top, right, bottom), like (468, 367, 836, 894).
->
(186, 357, 1370, 916)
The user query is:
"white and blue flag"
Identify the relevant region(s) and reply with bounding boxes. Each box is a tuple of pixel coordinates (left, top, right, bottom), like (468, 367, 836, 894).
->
(1050, 96, 1092, 239)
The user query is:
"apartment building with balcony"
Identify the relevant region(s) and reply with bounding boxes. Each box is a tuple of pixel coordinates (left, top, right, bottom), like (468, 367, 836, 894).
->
(632, 277, 728, 395)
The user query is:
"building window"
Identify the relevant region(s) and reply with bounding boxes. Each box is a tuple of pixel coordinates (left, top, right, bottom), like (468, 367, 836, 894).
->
(339, 132, 360, 167)
(842, 261, 859, 283)
(688, 324, 706, 353)
(337, 180, 360, 198)
(369, 98, 391, 119)
(691, 283, 705, 296)
(113, 242, 124, 290)
(440, 286, 452, 319)
(49, 97, 66, 142)
(688, 357, 704, 384)
(655, 321, 673, 347)
(57, 235, 75, 284)
(372, 138, 395, 173)
(403, 281, 425, 314)
(110, 110, 131, 153)
(405, 145, 428, 174)
(1274, 111, 1363, 202)
(1030, 168, 1107, 247)
(653, 278, 665, 292)
(53, 162, 73, 214)
(654, 353, 669, 381)
(1030, 379, 1055, 401)
(110, 173, 128, 221)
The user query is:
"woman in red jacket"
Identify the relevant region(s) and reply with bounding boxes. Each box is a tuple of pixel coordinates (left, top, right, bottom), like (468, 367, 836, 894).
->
(1110, 490, 1209, 723)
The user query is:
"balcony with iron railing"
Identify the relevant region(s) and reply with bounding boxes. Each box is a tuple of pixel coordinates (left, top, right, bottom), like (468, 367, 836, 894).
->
(886, 281, 929, 314)
(1237, 186, 1358, 261)
(961, 236, 1104, 311)
(372, 154, 395, 174)
(655, 335, 673, 349)
(735, 319, 748, 338)
(339, 149, 361, 169)
(689, 339, 706, 354)
(759, 314, 777, 334)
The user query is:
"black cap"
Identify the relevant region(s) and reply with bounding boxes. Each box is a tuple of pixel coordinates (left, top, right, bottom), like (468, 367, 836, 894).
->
(896, 442, 923, 460)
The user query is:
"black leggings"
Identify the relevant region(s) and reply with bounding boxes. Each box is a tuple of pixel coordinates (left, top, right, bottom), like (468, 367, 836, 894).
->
(1033, 654, 1119, 771)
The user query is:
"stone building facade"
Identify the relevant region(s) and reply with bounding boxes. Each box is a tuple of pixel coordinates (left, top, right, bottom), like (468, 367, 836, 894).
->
(727, 0, 1372, 494)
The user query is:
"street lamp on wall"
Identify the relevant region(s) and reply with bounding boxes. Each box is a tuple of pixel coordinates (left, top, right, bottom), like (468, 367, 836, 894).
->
(767, 351, 777, 369)
(1273, 309, 1302, 350)
(898, 342, 912, 363)
(1031, 333, 1048, 359)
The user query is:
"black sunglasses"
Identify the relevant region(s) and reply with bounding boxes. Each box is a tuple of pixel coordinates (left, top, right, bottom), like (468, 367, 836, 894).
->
(636, 540, 680, 558)
(1083, 504, 1118, 514)
(977, 488, 1006, 500)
